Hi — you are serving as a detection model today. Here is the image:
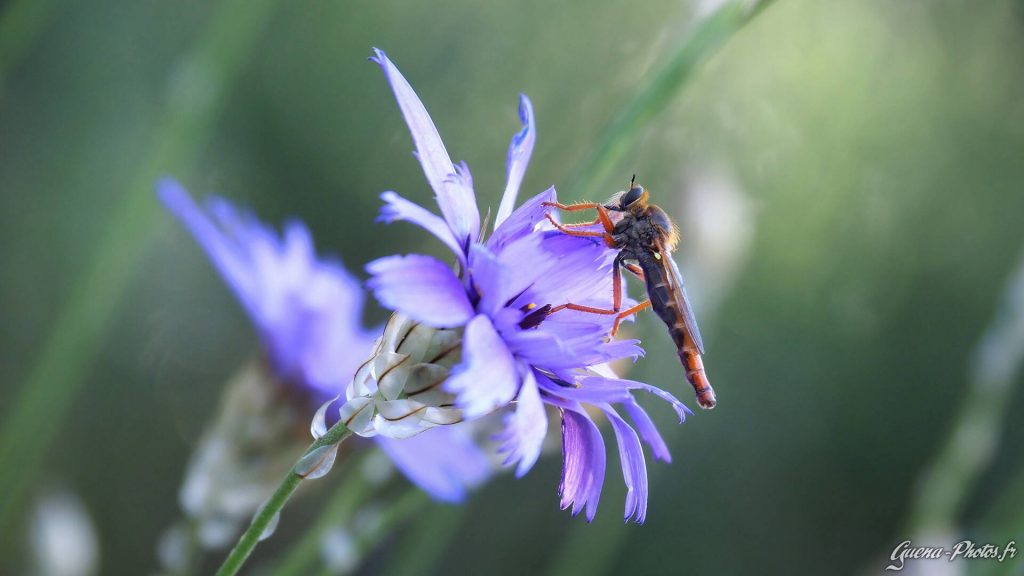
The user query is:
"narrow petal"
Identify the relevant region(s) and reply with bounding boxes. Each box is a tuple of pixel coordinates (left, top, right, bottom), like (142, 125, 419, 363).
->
(446, 161, 478, 246)
(444, 315, 519, 418)
(376, 425, 491, 503)
(599, 404, 649, 524)
(495, 94, 536, 228)
(481, 233, 555, 313)
(467, 245, 512, 318)
(622, 398, 672, 463)
(507, 322, 642, 370)
(370, 48, 479, 245)
(378, 191, 465, 260)
(489, 187, 556, 250)
(538, 372, 686, 465)
(161, 179, 381, 393)
(556, 404, 606, 522)
(157, 179, 258, 314)
(366, 255, 474, 327)
(525, 231, 622, 311)
(496, 369, 547, 477)
(535, 373, 633, 405)
(580, 375, 693, 422)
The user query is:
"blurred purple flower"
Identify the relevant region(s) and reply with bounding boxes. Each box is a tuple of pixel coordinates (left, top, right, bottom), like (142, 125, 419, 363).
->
(365, 48, 692, 522)
(158, 180, 490, 503)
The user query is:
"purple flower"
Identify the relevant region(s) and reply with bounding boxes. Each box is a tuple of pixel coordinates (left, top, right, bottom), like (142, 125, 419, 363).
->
(158, 180, 491, 503)
(364, 49, 691, 522)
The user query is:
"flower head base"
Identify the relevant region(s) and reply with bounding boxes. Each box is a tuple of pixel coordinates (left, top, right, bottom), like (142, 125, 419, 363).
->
(338, 314, 464, 438)
(355, 49, 693, 522)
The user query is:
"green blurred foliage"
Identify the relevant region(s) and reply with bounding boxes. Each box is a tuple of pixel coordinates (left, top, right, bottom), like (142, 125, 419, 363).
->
(1, 0, 1023, 574)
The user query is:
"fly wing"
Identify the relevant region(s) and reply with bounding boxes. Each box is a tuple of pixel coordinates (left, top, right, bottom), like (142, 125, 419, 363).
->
(660, 249, 705, 355)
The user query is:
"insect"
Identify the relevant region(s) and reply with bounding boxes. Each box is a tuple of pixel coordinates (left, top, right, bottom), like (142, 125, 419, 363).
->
(542, 176, 716, 409)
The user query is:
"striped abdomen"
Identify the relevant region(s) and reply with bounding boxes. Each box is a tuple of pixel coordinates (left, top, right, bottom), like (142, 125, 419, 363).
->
(681, 346, 716, 409)
(640, 253, 717, 409)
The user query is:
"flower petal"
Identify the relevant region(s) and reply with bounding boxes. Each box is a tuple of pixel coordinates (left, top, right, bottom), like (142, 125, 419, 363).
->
(507, 322, 642, 370)
(444, 315, 519, 418)
(376, 425, 492, 503)
(366, 255, 474, 327)
(495, 94, 536, 228)
(378, 191, 465, 261)
(622, 398, 672, 463)
(599, 404, 648, 524)
(497, 369, 547, 477)
(161, 179, 379, 395)
(526, 231, 622, 311)
(158, 179, 258, 315)
(580, 375, 693, 423)
(370, 48, 479, 245)
(535, 373, 633, 405)
(555, 403, 606, 522)
(488, 187, 556, 251)
(467, 245, 513, 318)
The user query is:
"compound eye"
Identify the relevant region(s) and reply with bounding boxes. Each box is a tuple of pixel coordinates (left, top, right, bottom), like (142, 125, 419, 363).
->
(621, 186, 644, 208)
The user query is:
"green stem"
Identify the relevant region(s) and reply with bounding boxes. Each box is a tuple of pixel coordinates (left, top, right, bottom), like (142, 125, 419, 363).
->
(272, 454, 375, 576)
(905, 248, 1024, 537)
(566, 0, 775, 199)
(0, 0, 281, 538)
(215, 421, 353, 576)
(280, 467, 432, 576)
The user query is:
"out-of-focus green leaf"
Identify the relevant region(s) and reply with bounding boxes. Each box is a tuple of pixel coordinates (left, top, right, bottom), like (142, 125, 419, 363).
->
(0, 0, 282, 537)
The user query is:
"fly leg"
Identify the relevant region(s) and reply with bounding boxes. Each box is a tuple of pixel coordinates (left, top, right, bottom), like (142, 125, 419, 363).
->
(547, 301, 651, 338)
(543, 215, 613, 243)
(622, 262, 644, 281)
(541, 201, 615, 233)
(542, 201, 617, 248)
(609, 300, 651, 336)
(547, 257, 651, 337)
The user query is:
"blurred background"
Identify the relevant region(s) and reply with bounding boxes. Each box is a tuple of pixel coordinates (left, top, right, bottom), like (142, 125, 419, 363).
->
(2, 0, 1024, 574)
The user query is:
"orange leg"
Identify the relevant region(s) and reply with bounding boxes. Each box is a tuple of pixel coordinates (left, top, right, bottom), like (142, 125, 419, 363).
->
(548, 300, 651, 337)
(611, 300, 651, 336)
(544, 214, 616, 248)
(549, 256, 622, 318)
(623, 262, 644, 281)
(558, 218, 604, 229)
(542, 201, 615, 234)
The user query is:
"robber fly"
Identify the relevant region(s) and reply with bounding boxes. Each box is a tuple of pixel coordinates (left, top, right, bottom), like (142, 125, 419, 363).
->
(542, 176, 716, 409)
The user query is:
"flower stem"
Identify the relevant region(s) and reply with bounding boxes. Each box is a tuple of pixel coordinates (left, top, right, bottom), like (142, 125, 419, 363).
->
(271, 453, 374, 576)
(565, 0, 775, 199)
(215, 421, 353, 576)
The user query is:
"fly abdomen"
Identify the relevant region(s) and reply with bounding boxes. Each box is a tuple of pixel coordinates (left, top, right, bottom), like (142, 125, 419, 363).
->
(639, 253, 716, 409)
(681, 348, 716, 409)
